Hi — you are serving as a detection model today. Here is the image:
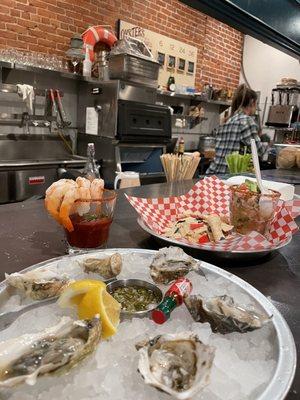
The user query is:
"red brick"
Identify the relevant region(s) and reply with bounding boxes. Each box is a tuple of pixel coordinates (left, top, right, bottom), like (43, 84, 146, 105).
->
(17, 3, 37, 13)
(18, 34, 38, 43)
(5, 23, 25, 34)
(0, 13, 15, 23)
(0, 30, 18, 40)
(2, 0, 242, 90)
(10, 9, 21, 17)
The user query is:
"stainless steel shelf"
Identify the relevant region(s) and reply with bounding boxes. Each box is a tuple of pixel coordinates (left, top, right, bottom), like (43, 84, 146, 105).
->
(202, 98, 231, 106)
(171, 115, 207, 120)
(157, 89, 231, 106)
(0, 61, 98, 83)
(0, 83, 47, 97)
(0, 113, 56, 120)
(157, 90, 194, 100)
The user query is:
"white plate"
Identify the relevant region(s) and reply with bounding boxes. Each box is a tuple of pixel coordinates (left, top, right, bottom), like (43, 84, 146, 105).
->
(137, 217, 292, 260)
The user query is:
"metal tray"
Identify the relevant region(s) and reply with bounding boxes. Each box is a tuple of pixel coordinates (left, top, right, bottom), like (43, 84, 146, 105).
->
(0, 248, 296, 399)
(137, 217, 292, 260)
(109, 53, 159, 88)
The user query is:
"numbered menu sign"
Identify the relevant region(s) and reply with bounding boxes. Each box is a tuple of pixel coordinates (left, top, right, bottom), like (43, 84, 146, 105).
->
(118, 20, 197, 88)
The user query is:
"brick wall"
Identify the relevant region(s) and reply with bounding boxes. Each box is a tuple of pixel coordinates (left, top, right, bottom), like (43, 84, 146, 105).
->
(0, 0, 243, 90)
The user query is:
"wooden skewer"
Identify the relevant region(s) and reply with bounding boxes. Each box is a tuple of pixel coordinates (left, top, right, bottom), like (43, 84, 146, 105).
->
(161, 153, 200, 182)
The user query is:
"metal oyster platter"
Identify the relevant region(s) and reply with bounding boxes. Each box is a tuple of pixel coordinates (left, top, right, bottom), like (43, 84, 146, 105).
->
(0, 248, 296, 400)
(137, 217, 292, 260)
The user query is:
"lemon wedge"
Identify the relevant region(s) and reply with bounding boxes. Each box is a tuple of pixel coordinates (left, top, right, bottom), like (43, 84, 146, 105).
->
(78, 287, 121, 339)
(57, 279, 106, 309)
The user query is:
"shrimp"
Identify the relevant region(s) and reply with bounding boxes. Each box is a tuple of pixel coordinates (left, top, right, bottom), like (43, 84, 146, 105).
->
(74, 177, 92, 215)
(76, 176, 91, 189)
(90, 178, 104, 200)
(45, 179, 76, 197)
(59, 187, 81, 232)
(45, 183, 76, 223)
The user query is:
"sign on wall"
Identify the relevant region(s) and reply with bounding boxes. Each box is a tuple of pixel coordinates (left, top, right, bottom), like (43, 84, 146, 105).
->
(118, 20, 198, 88)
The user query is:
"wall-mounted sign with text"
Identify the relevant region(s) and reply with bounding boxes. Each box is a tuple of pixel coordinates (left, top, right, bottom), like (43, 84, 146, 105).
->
(118, 20, 197, 89)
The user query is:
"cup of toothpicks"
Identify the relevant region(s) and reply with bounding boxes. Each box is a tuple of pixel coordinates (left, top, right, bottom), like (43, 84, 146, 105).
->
(160, 152, 201, 182)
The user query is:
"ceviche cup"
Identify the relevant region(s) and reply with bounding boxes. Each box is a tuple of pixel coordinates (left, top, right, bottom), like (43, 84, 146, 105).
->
(65, 189, 117, 253)
(229, 185, 280, 236)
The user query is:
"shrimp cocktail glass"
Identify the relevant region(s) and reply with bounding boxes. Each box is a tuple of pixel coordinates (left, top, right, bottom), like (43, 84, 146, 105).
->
(230, 179, 280, 236)
(65, 189, 117, 253)
(45, 178, 116, 253)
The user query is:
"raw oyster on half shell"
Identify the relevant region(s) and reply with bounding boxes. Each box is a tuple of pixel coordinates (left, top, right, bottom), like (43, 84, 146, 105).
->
(150, 246, 201, 284)
(80, 253, 122, 279)
(184, 294, 270, 334)
(136, 332, 215, 400)
(0, 316, 101, 387)
(5, 269, 70, 300)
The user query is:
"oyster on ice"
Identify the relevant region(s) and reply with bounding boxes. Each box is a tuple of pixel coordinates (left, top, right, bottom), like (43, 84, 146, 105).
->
(80, 253, 122, 279)
(0, 316, 101, 387)
(5, 269, 70, 300)
(150, 246, 201, 284)
(136, 333, 215, 400)
(184, 294, 270, 334)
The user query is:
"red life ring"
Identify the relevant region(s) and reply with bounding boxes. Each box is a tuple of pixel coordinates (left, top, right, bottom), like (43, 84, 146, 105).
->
(82, 26, 117, 62)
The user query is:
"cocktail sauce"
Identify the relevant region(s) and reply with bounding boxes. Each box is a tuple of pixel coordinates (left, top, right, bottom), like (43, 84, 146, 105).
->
(65, 214, 112, 248)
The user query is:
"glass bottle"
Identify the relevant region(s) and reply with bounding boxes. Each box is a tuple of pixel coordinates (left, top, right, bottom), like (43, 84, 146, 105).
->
(83, 143, 100, 181)
(167, 72, 176, 92)
(151, 277, 192, 324)
(178, 136, 185, 155)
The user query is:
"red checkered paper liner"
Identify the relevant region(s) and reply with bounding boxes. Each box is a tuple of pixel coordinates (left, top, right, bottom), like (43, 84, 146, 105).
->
(125, 176, 299, 252)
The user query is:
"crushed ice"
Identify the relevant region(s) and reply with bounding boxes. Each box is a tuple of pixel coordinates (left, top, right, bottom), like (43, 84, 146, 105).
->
(1, 251, 276, 399)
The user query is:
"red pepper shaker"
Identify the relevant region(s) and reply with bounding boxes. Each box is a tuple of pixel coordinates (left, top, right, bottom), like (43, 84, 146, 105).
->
(151, 277, 192, 324)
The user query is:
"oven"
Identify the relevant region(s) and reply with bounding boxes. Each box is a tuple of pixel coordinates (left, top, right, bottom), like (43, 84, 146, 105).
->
(77, 80, 171, 186)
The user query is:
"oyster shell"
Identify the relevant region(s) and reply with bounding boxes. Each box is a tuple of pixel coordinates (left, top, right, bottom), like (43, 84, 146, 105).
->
(0, 316, 101, 387)
(150, 246, 201, 284)
(5, 269, 70, 300)
(136, 333, 215, 400)
(184, 294, 270, 334)
(80, 253, 122, 279)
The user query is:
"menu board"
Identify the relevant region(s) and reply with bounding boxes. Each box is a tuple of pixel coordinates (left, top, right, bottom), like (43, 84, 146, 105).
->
(118, 20, 197, 88)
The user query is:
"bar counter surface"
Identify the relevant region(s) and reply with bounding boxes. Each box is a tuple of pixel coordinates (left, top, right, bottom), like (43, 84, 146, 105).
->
(0, 170, 299, 399)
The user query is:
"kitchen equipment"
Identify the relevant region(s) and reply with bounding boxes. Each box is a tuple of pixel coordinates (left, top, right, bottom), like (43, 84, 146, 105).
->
(65, 34, 85, 74)
(77, 80, 171, 186)
(55, 89, 71, 127)
(198, 135, 215, 157)
(95, 50, 109, 81)
(0, 133, 86, 204)
(266, 104, 295, 127)
(114, 171, 140, 189)
(109, 53, 159, 88)
(266, 86, 300, 128)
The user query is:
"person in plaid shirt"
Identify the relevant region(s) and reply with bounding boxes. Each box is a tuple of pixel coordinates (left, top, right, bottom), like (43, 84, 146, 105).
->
(206, 84, 264, 174)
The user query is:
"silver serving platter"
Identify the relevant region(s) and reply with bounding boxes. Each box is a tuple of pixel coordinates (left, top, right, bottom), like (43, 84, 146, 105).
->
(137, 217, 292, 260)
(0, 248, 296, 400)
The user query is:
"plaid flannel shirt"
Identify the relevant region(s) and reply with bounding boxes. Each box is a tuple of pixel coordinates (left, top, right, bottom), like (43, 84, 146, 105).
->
(206, 112, 264, 174)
